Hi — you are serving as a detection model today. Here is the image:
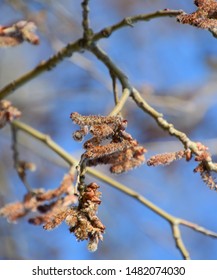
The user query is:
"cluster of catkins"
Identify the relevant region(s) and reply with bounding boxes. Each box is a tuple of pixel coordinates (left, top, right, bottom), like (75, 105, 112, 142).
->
(0, 168, 104, 251)
(177, 0, 217, 38)
(2, 111, 147, 252)
(70, 112, 146, 174)
(0, 172, 76, 224)
(64, 182, 105, 252)
(69, 112, 147, 250)
(147, 142, 217, 190)
(42, 180, 105, 252)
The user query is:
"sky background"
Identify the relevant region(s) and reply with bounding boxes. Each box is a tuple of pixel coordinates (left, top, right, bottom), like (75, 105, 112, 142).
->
(1, 0, 217, 260)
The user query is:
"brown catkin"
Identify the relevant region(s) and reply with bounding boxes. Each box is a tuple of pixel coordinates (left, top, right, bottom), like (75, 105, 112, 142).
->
(70, 112, 122, 126)
(84, 141, 131, 159)
(147, 151, 185, 166)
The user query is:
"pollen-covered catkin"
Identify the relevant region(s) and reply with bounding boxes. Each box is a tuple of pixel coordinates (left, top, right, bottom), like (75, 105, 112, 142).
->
(70, 112, 122, 126)
(70, 112, 146, 174)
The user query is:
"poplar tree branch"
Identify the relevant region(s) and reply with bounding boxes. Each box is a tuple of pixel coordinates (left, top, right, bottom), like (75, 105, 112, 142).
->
(0, 9, 182, 100)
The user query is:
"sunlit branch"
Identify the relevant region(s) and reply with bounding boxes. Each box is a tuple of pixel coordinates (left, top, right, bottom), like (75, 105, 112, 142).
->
(180, 219, 217, 238)
(171, 223, 190, 260)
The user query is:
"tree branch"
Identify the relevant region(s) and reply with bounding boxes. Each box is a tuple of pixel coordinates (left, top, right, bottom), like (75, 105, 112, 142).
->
(0, 9, 183, 100)
(93, 9, 183, 41)
(180, 219, 217, 238)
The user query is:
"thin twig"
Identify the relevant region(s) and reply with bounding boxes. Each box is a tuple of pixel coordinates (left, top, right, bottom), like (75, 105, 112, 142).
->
(180, 219, 217, 238)
(110, 71, 119, 105)
(81, 0, 91, 40)
(109, 88, 130, 116)
(171, 222, 190, 260)
(93, 9, 183, 41)
(11, 121, 174, 220)
(11, 120, 217, 259)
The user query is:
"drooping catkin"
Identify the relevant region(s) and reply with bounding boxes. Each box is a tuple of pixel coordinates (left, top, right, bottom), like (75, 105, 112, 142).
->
(70, 112, 146, 174)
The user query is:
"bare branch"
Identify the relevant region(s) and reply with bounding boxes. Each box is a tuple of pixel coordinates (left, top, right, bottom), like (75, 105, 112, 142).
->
(0, 9, 183, 100)
(93, 9, 183, 41)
